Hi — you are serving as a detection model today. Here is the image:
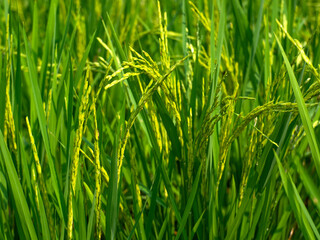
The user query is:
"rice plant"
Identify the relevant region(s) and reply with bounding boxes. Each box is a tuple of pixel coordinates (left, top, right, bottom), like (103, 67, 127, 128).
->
(0, 0, 320, 239)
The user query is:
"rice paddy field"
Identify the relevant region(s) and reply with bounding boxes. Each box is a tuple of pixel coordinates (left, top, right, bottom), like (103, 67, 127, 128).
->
(1, 0, 320, 239)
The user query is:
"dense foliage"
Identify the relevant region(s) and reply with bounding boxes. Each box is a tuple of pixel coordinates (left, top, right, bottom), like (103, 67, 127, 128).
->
(0, 0, 320, 239)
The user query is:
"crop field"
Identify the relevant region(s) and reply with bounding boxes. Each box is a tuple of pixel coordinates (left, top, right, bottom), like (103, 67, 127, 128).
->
(0, 0, 320, 239)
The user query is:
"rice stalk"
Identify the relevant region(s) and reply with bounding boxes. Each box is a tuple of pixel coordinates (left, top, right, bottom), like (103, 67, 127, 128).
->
(277, 20, 319, 81)
(26, 117, 55, 240)
(228, 102, 300, 146)
(216, 59, 239, 193)
(4, 21, 17, 153)
(157, 1, 184, 165)
(116, 53, 189, 185)
(93, 105, 102, 240)
(189, 1, 211, 32)
(67, 67, 92, 240)
(239, 126, 258, 205)
(31, 164, 40, 216)
(82, 148, 109, 184)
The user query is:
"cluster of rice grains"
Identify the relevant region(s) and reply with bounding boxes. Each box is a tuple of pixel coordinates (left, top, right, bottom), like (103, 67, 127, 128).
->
(67, 69, 92, 239)
(4, 15, 17, 154)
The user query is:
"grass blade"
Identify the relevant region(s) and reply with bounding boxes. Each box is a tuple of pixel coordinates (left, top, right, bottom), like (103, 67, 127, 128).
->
(0, 131, 38, 240)
(275, 34, 320, 177)
(274, 150, 320, 239)
(175, 164, 202, 240)
(23, 27, 67, 224)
